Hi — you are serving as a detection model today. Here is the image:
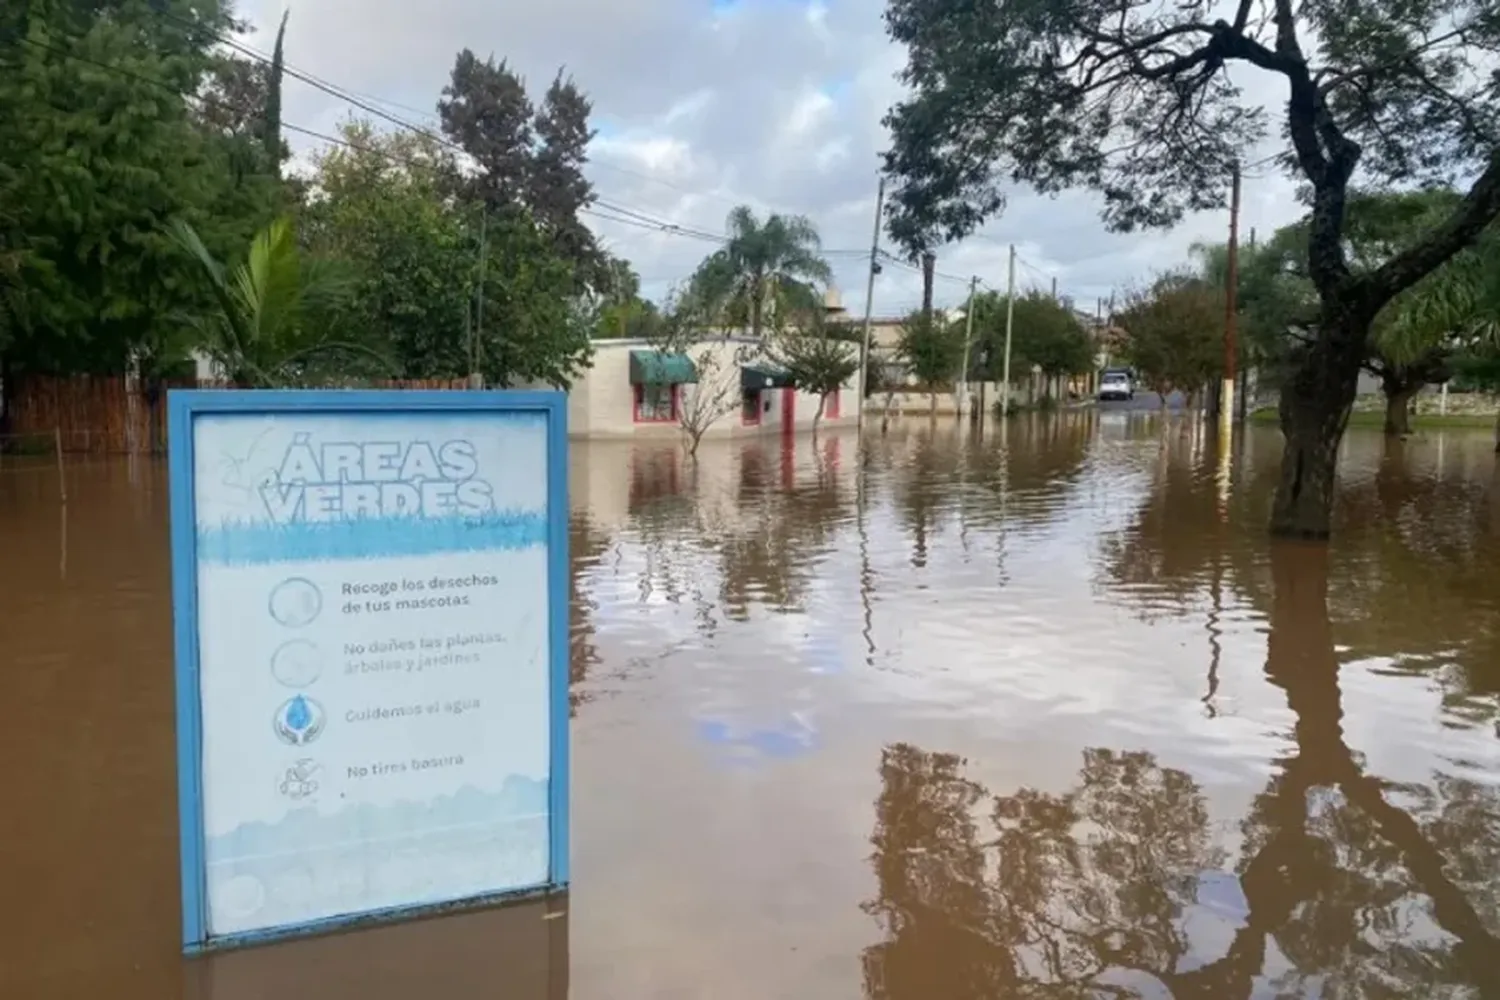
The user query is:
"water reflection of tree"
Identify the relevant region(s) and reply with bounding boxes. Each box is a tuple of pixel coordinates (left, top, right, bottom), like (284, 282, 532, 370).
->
(567, 512, 612, 713)
(880, 416, 1095, 572)
(863, 547, 1500, 998)
(622, 445, 702, 607)
(718, 440, 847, 618)
(1096, 434, 1500, 715)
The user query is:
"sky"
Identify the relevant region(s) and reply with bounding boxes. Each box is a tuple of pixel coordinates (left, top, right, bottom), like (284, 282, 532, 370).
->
(242, 0, 1308, 318)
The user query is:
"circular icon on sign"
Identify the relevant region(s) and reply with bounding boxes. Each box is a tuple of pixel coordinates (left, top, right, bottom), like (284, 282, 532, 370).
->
(273, 695, 327, 746)
(271, 639, 322, 688)
(268, 578, 322, 628)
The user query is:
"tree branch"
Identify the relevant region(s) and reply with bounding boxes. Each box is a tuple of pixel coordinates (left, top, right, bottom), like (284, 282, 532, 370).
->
(1370, 152, 1500, 306)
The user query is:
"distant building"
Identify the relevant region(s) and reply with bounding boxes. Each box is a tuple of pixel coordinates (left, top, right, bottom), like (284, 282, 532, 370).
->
(565, 336, 857, 440)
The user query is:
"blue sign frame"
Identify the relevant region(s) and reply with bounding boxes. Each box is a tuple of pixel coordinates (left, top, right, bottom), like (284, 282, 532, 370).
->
(167, 389, 570, 953)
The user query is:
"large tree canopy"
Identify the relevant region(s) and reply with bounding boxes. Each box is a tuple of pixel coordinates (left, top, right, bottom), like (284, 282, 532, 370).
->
(883, 0, 1500, 537)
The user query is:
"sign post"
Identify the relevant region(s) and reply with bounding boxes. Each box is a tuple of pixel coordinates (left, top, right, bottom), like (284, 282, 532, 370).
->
(167, 390, 569, 953)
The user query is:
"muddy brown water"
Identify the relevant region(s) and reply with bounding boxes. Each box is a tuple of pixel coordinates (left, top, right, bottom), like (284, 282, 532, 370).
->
(3, 414, 1500, 999)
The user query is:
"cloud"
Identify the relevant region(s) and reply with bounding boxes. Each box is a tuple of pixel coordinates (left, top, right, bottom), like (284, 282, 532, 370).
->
(241, 0, 1306, 315)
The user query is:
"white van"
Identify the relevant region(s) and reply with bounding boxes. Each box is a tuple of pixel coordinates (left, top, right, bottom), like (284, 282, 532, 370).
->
(1098, 370, 1134, 401)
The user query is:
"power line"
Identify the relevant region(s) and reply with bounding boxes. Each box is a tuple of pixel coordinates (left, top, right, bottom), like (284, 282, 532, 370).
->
(17, 27, 887, 266)
(150, 6, 822, 221)
(876, 249, 972, 285)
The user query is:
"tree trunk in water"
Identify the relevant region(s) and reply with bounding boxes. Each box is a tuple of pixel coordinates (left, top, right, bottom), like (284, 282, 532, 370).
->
(1271, 321, 1364, 539)
(1382, 381, 1417, 437)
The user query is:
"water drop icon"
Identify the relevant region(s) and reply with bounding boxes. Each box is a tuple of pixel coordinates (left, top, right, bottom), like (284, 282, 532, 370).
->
(287, 695, 312, 731)
(273, 695, 326, 746)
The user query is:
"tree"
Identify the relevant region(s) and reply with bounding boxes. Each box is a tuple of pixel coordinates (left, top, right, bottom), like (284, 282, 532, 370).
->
(1408, 237, 1500, 448)
(646, 290, 751, 457)
(1008, 293, 1094, 390)
(168, 216, 390, 388)
(259, 11, 289, 181)
(301, 119, 594, 388)
(438, 51, 534, 213)
(896, 309, 964, 414)
(303, 120, 473, 378)
(965, 289, 1094, 404)
(1189, 237, 1308, 402)
(770, 325, 860, 433)
(0, 0, 263, 385)
(592, 256, 666, 339)
(1199, 191, 1493, 436)
(690, 207, 834, 339)
(1115, 275, 1223, 406)
(471, 209, 596, 388)
(882, 0, 1500, 539)
(885, 194, 943, 325)
(437, 53, 606, 294)
(530, 71, 606, 292)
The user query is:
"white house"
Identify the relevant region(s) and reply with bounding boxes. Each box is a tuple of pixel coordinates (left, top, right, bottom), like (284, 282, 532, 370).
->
(565, 336, 857, 440)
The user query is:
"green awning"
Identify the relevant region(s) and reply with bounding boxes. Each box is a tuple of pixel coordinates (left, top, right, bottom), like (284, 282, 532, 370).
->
(741, 364, 794, 391)
(629, 350, 698, 385)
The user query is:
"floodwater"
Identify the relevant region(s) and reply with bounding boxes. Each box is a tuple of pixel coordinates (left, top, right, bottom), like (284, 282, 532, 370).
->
(3, 413, 1500, 999)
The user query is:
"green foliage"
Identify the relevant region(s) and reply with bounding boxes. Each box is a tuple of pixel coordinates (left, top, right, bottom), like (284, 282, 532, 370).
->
(595, 297, 665, 340)
(687, 206, 834, 339)
(882, 0, 1500, 239)
(473, 211, 595, 388)
(0, 5, 632, 397)
(896, 310, 964, 388)
(302, 122, 473, 378)
(1115, 275, 1223, 398)
(769, 327, 860, 422)
(295, 119, 595, 388)
(1189, 238, 1310, 386)
(967, 290, 1094, 380)
(437, 52, 606, 293)
(884, 0, 1500, 531)
(593, 256, 665, 339)
(261, 11, 288, 178)
(0, 0, 276, 376)
(1195, 190, 1500, 396)
(169, 216, 391, 387)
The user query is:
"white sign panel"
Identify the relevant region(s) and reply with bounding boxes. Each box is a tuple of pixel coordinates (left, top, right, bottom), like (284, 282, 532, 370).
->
(168, 391, 569, 951)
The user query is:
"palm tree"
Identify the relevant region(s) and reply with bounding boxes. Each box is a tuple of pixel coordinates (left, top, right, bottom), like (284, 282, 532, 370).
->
(696, 206, 834, 339)
(169, 216, 391, 387)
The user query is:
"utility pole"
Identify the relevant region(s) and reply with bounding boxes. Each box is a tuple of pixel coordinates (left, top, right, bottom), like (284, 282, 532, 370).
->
(1220, 160, 1241, 440)
(858, 175, 886, 432)
(1000, 244, 1016, 418)
(959, 276, 977, 419)
(1238, 226, 1257, 424)
(1050, 275, 1057, 301)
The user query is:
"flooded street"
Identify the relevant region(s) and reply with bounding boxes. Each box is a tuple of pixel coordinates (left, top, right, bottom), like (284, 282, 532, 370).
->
(4, 413, 1500, 998)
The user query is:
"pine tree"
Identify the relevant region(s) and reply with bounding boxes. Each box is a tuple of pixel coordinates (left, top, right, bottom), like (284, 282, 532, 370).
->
(437, 51, 534, 213)
(530, 71, 604, 292)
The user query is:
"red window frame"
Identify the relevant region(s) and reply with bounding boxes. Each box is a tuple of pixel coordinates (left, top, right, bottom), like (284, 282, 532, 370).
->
(741, 388, 763, 425)
(633, 383, 679, 423)
(824, 388, 842, 420)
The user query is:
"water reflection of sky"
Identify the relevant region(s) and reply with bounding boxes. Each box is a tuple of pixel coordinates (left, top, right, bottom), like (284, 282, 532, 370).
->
(566, 424, 1500, 991)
